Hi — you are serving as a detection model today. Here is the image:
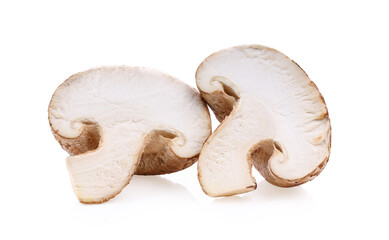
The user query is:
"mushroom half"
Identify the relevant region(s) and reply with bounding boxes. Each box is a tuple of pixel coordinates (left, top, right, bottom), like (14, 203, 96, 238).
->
(196, 45, 331, 197)
(49, 66, 211, 203)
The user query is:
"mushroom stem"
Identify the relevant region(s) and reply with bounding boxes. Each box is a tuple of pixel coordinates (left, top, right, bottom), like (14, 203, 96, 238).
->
(67, 127, 147, 203)
(198, 97, 276, 197)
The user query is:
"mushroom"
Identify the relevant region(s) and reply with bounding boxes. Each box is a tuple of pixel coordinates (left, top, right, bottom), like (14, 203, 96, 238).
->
(196, 45, 331, 197)
(49, 66, 211, 203)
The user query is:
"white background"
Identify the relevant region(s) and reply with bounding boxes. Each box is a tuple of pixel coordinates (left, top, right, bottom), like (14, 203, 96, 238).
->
(1, 0, 388, 239)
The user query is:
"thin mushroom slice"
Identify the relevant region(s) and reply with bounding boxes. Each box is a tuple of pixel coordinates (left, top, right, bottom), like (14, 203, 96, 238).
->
(196, 45, 331, 197)
(49, 66, 211, 203)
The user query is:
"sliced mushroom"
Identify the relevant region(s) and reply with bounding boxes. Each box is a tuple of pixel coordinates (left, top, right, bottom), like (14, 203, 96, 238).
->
(49, 66, 211, 203)
(196, 45, 331, 197)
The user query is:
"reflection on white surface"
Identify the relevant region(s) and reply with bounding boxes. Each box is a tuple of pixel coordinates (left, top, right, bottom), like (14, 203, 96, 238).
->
(207, 180, 314, 223)
(69, 175, 197, 224)
(110, 175, 196, 203)
(212, 180, 313, 204)
(254, 180, 312, 201)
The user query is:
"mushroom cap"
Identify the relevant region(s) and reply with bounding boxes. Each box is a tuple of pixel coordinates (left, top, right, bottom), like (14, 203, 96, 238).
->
(49, 66, 211, 203)
(196, 45, 331, 197)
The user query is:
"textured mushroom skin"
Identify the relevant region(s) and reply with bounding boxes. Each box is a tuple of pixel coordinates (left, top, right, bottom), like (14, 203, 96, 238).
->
(134, 131, 199, 175)
(200, 91, 234, 122)
(50, 122, 101, 156)
(248, 139, 330, 187)
(196, 45, 331, 195)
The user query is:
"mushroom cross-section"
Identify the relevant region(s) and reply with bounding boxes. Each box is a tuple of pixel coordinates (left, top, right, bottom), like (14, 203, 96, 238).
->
(196, 45, 331, 197)
(49, 66, 211, 203)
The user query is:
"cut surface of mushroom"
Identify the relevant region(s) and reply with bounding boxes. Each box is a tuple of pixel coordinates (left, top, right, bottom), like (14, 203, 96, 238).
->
(196, 45, 331, 197)
(49, 66, 211, 203)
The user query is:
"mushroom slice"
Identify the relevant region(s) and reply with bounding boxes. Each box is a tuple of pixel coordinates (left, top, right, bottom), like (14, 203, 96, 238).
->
(49, 66, 211, 203)
(196, 45, 331, 197)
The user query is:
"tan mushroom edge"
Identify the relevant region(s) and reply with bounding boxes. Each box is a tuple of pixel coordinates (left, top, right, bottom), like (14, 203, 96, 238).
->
(196, 47, 331, 192)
